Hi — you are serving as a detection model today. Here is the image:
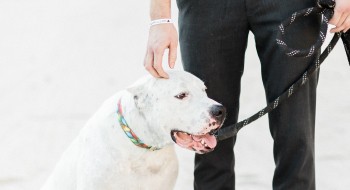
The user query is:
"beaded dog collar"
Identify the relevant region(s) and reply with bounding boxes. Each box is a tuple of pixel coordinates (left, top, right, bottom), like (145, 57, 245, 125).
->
(117, 98, 159, 151)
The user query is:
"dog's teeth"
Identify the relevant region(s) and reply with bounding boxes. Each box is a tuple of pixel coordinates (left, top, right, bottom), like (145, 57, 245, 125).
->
(205, 143, 208, 147)
(201, 139, 205, 144)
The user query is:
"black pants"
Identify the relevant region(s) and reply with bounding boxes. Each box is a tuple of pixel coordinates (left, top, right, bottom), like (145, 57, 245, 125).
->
(176, 0, 320, 189)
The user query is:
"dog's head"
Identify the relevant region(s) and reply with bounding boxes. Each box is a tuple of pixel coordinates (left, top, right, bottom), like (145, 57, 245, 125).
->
(127, 70, 226, 154)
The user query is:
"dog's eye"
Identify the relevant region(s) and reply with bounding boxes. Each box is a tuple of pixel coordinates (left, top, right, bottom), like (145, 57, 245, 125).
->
(175, 92, 188, 100)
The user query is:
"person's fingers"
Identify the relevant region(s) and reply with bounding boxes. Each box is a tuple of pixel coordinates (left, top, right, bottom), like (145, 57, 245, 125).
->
(153, 47, 169, 78)
(336, 13, 349, 27)
(144, 49, 161, 78)
(331, 14, 350, 33)
(331, 25, 345, 33)
(330, 10, 342, 25)
(343, 15, 350, 33)
(168, 42, 177, 69)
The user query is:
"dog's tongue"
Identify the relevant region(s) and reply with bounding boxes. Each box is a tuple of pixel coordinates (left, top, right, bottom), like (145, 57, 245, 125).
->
(175, 132, 217, 149)
(192, 134, 217, 148)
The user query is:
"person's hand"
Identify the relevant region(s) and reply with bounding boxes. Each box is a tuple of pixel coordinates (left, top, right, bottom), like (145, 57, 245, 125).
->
(144, 24, 178, 78)
(329, 0, 350, 33)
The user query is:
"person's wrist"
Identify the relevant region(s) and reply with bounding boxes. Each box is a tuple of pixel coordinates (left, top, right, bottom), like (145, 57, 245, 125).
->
(150, 11, 171, 20)
(150, 18, 173, 26)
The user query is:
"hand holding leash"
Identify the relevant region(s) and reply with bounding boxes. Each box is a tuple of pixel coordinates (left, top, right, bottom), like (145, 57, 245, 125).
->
(329, 0, 350, 33)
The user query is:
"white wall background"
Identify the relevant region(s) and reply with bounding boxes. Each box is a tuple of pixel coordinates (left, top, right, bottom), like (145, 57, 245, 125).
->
(0, 1, 349, 189)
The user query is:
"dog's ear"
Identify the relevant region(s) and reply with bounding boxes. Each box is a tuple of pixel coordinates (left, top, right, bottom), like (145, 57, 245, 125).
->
(127, 84, 145, 105)
(127, 77, 154, 109)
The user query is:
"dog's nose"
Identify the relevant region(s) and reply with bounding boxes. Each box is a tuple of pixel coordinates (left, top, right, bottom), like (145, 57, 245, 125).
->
(209, 105, 226, 121)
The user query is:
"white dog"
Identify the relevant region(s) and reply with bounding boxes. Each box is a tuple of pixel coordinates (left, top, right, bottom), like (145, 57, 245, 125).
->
(41, 70, 226, 190)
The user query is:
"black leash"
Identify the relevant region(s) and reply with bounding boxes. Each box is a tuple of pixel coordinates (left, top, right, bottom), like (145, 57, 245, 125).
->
(215, 1, 341, 141)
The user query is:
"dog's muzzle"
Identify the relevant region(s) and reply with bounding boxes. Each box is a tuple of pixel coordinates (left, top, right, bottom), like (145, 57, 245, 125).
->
(171, 105, 226, 154)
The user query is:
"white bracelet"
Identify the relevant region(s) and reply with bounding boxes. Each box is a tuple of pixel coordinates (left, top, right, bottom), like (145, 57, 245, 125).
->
(150, 19, 173, 26)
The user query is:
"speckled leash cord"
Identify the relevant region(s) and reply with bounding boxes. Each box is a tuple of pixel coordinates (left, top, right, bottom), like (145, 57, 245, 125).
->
(214, 0, 341, 141)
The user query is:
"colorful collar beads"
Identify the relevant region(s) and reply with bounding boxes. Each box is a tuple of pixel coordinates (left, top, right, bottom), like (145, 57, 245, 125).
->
(117, 99, 159, 151)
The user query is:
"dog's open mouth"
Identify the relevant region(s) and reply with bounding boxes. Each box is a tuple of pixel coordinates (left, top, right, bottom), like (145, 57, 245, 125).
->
(171, 128, 219, 154)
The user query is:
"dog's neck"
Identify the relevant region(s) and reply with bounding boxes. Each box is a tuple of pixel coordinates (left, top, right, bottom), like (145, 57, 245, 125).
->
(118, 92, 173, 150)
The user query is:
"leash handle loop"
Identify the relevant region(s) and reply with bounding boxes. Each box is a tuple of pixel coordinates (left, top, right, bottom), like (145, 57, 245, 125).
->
(276, 6, 333, 57)
(215, 1, 340, 141)
(215, 33, 340, 141)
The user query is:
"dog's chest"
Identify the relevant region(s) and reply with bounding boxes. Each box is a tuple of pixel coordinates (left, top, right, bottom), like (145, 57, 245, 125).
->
(128, 157, 164, 174)
(110, 146, 179, 190)
(117, 146, 178, 172)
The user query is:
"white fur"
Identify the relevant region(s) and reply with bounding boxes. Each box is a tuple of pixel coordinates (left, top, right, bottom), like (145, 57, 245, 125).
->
(41, 70, 222, 190)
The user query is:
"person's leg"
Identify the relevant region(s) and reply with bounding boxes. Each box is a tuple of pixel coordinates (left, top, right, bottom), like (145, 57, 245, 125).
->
(176, 0, 249, 189)
(247, 0, 320, 189)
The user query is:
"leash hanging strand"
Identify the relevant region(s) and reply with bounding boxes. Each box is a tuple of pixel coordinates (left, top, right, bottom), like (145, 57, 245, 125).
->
(215, 1, 340, 141)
